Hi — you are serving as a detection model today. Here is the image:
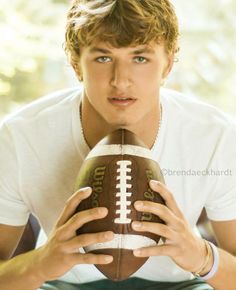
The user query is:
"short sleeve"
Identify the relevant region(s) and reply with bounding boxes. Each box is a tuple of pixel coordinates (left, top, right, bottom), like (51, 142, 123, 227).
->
(0, 122, 29, 225)
(205, 122, 236, 221)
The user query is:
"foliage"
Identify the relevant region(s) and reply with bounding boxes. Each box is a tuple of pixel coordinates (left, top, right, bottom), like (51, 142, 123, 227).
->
(0, 0, 71, 116)
(170, 0, 236, 114)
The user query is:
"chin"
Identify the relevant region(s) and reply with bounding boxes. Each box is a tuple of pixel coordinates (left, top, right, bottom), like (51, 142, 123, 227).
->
(108, 115, 137, 126)
(108, 121, 133, 130)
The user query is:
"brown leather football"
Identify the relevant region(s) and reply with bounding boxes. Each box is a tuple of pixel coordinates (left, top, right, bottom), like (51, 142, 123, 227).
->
(74, 128, 165, 281)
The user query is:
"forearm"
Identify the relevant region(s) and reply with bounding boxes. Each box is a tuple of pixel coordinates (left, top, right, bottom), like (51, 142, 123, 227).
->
(0, 249, 45, 290)
(206, 248, 236, 290)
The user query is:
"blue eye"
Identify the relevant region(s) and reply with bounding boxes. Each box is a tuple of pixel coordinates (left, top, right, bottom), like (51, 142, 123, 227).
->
(134, 56, 148, 63)
(96, 56, 111, 63)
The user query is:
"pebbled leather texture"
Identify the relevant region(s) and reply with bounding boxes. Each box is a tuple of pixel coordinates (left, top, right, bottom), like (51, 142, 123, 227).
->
(75, 129, 165, 281)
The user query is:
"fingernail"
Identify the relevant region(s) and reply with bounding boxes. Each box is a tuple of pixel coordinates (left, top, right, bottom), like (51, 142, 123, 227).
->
(85, 186, 92, 192)
(135, 201, 143, 209)
(133, 249, 141, 256)
(98, 207, 108, 215)
(132, 221, 142, 228)
(105, 231, 114, 239)
(105, 256, 113, 263)
(79, 187, 92, 195)
(150, 180, 160, 187)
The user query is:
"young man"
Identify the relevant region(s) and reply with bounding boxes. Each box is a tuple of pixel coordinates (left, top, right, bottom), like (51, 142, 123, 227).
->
(0, 1, 236, 289)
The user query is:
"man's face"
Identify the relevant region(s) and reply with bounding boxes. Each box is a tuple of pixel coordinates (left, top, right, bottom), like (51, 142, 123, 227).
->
(77, 41, 173, 129)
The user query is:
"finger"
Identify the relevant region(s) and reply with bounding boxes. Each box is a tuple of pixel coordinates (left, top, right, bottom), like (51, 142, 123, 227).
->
(65, 231, 114, 254)
(149, 180, 184, 219)
(73, 253, 113, 265)
(56, 187, 92, 227)
(134, 200, 182, 229)
(59, 207, 108, 240)
(132, 221, 176, 240)
(133, 244, 175, 258)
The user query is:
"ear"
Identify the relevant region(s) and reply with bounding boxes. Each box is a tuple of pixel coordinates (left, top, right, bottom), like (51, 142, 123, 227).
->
(71, 62, 83, 82)
(162, 54, 175, 79)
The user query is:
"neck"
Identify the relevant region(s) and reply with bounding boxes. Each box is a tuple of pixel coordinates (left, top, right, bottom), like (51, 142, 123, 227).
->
(80, 95, 162, 150)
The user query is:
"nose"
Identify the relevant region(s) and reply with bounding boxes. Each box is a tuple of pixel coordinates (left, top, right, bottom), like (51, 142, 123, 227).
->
(110, 60, 132, 90)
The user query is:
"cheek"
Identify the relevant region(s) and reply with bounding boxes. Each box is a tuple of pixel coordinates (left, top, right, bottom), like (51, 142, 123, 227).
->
(82, 72, 110, 107)
(136, 66, 162, 99)
(136, 64, 163, 82)
(82, 65, 107, 90)
(83, 59, 109, 78)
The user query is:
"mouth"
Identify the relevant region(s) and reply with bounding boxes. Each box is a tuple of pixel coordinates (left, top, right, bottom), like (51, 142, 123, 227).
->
(108, 95, 137, 107)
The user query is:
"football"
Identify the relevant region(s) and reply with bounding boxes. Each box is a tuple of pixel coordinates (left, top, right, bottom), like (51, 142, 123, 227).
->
(74, 128, 165, 281)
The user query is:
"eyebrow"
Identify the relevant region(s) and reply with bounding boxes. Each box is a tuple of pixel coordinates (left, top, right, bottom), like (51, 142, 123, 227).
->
(89, 47, 112, 54)
(88, 46, 155, 55)
(132, 47, 155, 54)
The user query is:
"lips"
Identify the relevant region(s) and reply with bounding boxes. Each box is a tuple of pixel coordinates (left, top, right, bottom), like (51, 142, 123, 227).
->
(109, 95, 136, 101)
(111, 97, 133, 101)
(108, 96, 137, 107)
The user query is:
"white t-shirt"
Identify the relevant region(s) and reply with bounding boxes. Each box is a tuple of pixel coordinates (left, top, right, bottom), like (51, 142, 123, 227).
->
(0, 87, 236, 283)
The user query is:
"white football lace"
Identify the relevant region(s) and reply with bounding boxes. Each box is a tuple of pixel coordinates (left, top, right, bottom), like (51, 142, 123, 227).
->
(115, 160, 132, 224)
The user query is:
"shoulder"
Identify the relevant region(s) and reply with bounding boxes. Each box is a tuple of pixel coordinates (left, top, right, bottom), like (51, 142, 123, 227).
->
(159, 88, 236, 170)
(0, 87, 83, 152)
(2, 87, 82, 126)
(160, 87, 236, 133)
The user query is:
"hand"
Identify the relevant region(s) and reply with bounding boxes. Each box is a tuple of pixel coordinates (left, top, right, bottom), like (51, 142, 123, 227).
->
(34, 187, 114, 282)
(131, 180, 207, 273)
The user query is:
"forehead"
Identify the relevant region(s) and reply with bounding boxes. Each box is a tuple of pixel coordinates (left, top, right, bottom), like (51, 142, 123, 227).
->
(85, 41, 165, 55)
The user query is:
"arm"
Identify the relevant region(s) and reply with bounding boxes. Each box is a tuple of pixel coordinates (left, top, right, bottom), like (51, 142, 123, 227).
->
(0, 187, 114, 290)
(0, 224, 44, 289)
(206, 220, 236, 290)
(0, 224, 25, 259)
(132, 180, 236, 290)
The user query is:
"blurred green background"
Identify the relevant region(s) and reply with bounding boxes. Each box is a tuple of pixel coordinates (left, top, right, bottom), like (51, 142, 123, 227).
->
(0, 0, 236, 120)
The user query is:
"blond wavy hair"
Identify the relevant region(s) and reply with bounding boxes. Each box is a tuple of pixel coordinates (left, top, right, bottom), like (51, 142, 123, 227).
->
(65, 0, 179, 66)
